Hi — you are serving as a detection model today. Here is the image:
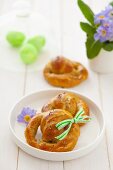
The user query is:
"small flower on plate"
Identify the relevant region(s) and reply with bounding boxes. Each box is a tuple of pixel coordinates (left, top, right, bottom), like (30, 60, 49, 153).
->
(17, 107, 36, 125)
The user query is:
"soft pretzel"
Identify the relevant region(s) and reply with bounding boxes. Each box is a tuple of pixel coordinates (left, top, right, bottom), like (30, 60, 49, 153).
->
(25, 109, 80, 152)
(42, 92, 89, 126)
(43, 56, 88, 88)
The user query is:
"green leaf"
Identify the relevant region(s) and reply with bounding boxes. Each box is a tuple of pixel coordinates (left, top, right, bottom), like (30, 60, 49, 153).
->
(80, 22, 96, 36)
(86, 36, 102, 59)
(103, 42, 113, 51)
(110, 1, 113, 6)
(78, 0, 94, 25)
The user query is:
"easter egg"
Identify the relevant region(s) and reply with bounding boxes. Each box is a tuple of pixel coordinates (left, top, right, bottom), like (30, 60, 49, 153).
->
(6, 31, 26, 47)
(20, 44, 38, 64)
(27, 35, 46, 51)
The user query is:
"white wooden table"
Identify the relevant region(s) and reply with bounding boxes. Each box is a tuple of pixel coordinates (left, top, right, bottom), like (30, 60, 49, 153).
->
(0, 0, 113, 169)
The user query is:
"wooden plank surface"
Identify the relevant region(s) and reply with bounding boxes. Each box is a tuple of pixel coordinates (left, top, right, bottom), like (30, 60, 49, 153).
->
(0, 0, 112, 170)
(17, 0, 63, 170)
(0, 70, 25, 170)
(61, 0, 109, 169)
(0, 1, 26, 170)
(89, 1, 113, 170)
(99, 74, 113, 170)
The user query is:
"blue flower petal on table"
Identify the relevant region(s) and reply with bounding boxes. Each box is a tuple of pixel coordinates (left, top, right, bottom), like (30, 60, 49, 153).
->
(17, 107, 37, 125)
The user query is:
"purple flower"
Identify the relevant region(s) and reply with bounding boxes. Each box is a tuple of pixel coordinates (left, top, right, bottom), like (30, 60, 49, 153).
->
(102, 19, 112, 28)
(94, 26, 110, 42)
(104, 5, 113, 19)
(94, 11, 107, 25)
(17, 107, 36, 125)
(94, 5, 113, 25)
(94, 18, 113, 42)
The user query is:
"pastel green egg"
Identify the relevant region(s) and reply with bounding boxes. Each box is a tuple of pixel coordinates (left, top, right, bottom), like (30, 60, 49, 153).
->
(27, 35, 46, 51)
(6, 31, 26, 47)
(20, 44, 38, 64)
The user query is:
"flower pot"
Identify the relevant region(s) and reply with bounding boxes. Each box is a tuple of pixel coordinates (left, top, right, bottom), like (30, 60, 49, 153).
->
(89, 49, 113, 73)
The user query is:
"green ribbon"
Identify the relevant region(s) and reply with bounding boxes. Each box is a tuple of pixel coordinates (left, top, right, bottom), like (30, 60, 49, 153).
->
(55, 108, 91, 140)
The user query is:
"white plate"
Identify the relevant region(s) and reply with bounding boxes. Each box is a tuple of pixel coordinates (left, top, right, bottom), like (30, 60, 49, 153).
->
(9, 89, 105, 161)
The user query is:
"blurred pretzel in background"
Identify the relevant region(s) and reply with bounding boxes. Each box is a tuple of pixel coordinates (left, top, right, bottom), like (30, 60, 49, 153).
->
(43, 56, 88, 88)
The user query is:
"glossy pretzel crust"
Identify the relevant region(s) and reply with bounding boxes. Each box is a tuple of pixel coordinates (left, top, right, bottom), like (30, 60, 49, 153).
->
(25, 109, 80, 152)
(43, 56, 88, 88)
(42, 92, 89, 126)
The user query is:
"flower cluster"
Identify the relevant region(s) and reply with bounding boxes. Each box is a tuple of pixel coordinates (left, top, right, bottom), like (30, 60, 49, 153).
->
(94, 5, 113, 42)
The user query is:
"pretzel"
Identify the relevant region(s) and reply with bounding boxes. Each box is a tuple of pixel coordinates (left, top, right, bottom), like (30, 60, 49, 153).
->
(25, 109, 80, 152)
(42, 92, 89, 126)
(43, 56, 88, 88)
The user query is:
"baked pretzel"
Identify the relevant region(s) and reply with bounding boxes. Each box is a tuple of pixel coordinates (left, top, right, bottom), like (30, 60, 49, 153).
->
(43, 56, 88, 88)
(25, 109, 80, 152)
(42, 92, 89, 126)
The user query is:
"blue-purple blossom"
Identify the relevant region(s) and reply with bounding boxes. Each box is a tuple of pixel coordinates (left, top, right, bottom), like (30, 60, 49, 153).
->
(17, 107, 36, 125)
(94, 24, 113, 42)
(94, 26, 107, 42)
(102, 19, 111, 28)
(94, 11, 107, 25)
(94, 5, 113, 24)
(94, 5, 113, 42)
(104, 5, 113, 19)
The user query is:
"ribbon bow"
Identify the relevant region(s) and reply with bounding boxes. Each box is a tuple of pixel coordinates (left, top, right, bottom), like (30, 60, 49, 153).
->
(55, 108, 91, 140)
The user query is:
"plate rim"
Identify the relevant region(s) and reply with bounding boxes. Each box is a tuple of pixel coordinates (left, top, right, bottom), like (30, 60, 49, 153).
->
(9, 88, 105, 160)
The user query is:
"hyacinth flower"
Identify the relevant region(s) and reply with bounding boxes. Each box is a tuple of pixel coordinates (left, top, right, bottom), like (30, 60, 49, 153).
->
(17, 107, 37, 125)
